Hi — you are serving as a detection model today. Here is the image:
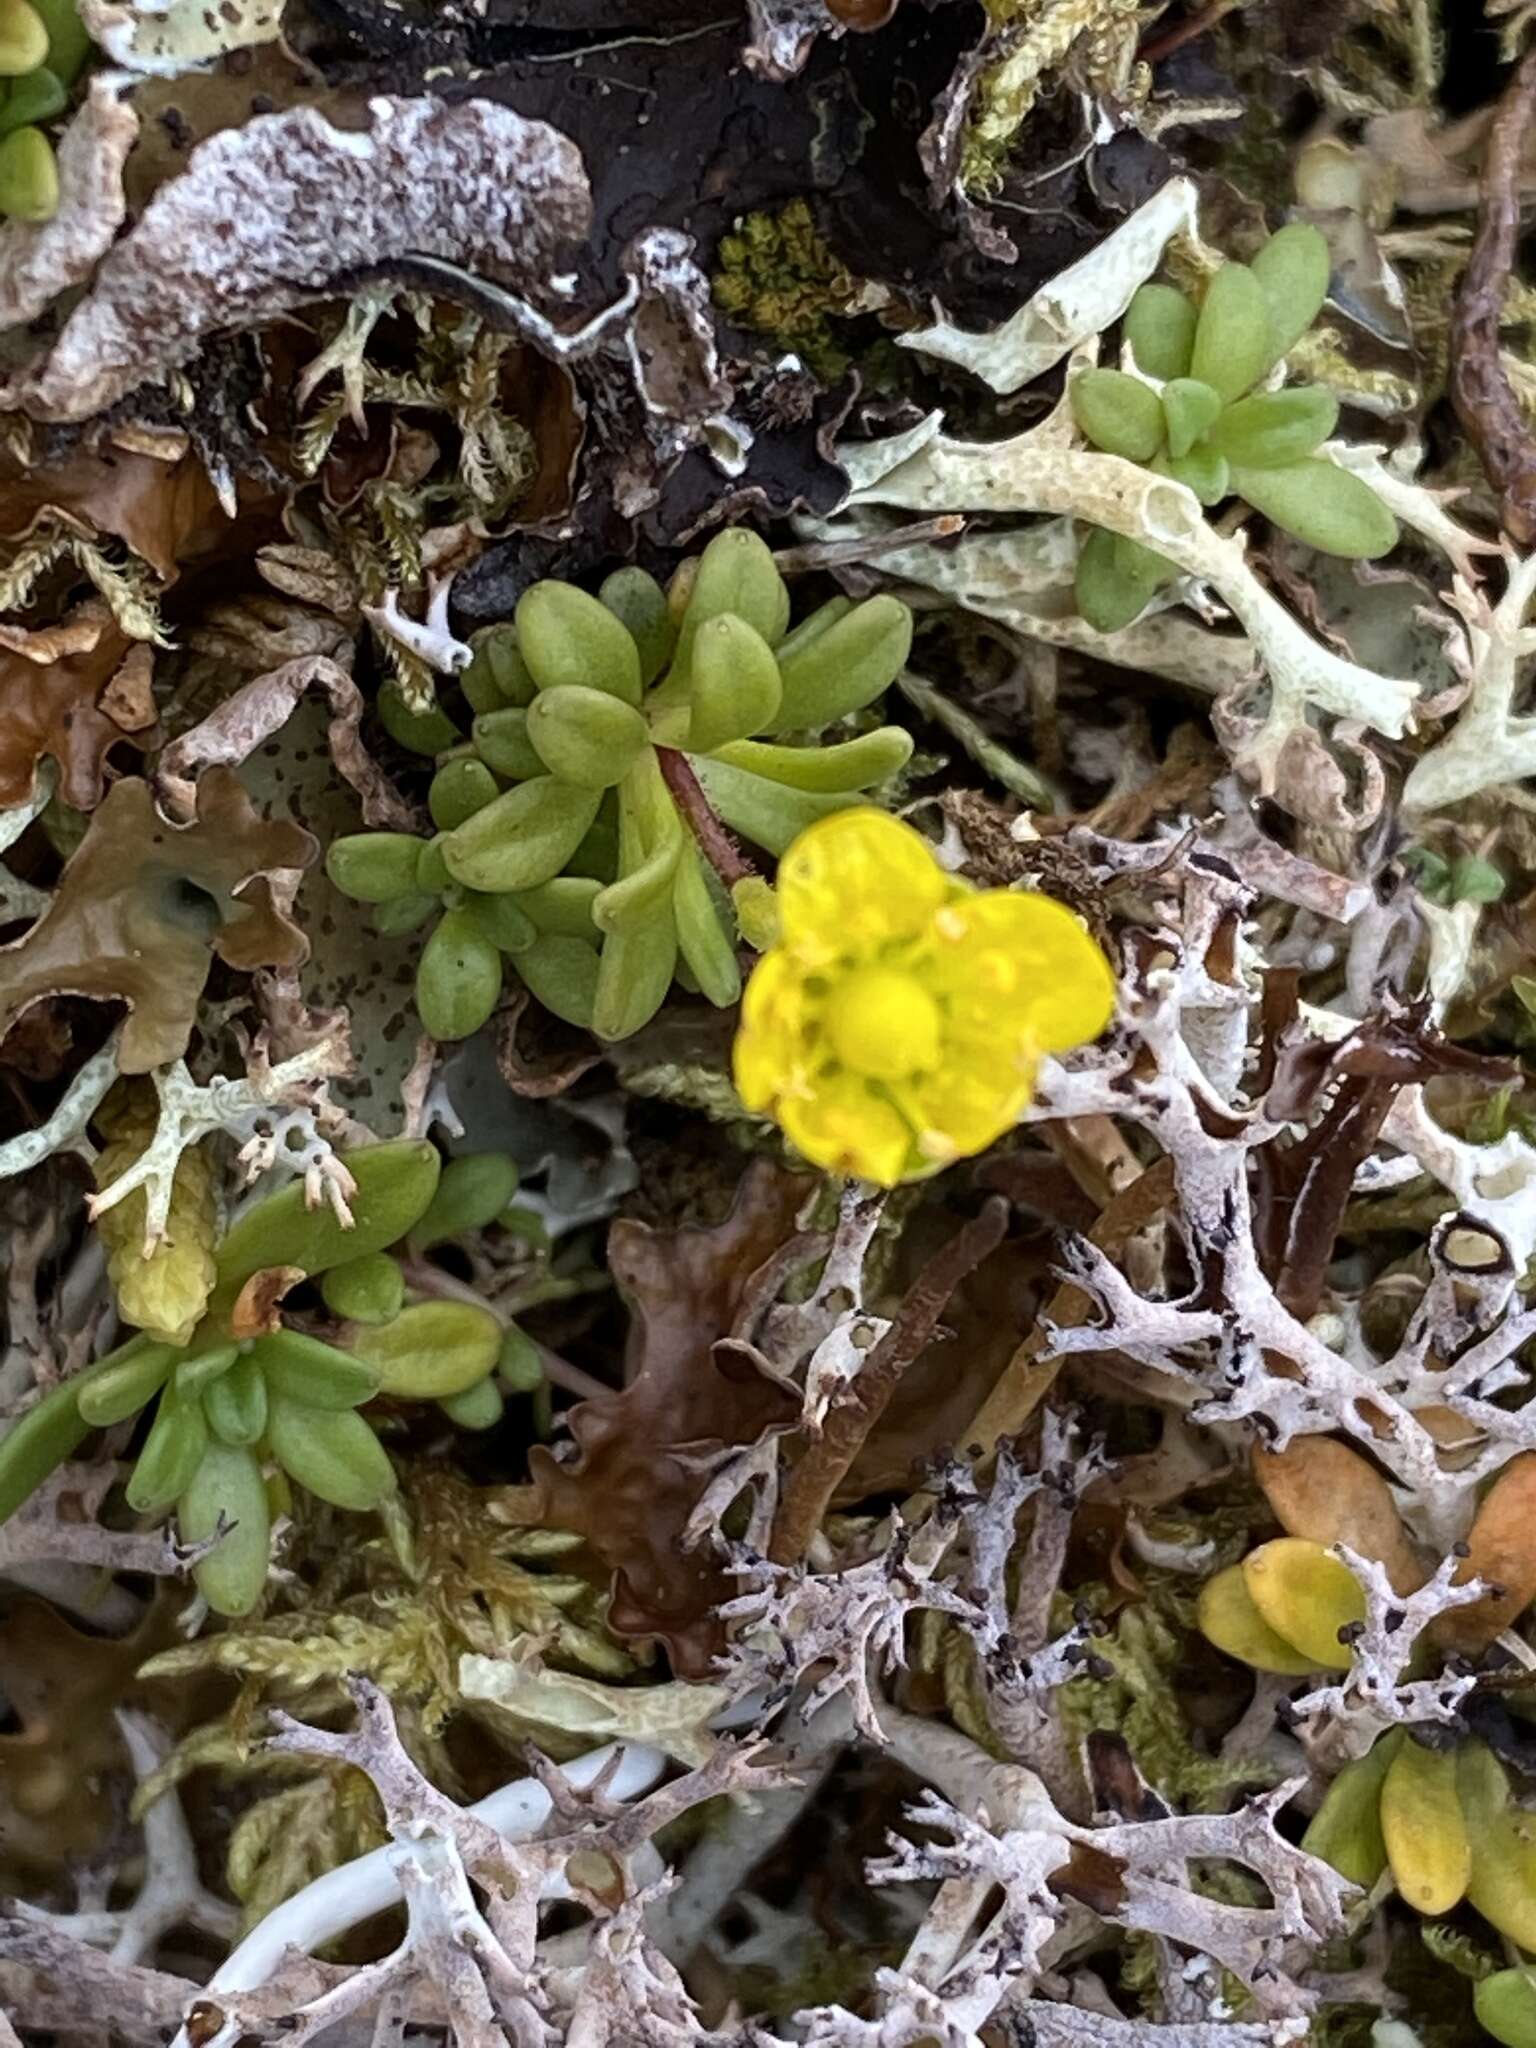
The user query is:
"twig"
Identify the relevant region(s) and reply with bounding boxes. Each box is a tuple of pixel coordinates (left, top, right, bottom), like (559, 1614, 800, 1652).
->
(768, 1197, 1009, 1562)
(1138, 0, 1242, 65)
(1450, 41, 1536, 544)
(772, 514, 964, 575)
(655, 746, 759, 888)
(946, 1157, 1176, 1473)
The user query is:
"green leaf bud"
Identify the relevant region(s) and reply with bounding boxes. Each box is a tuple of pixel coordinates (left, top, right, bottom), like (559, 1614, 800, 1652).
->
(1069, 367, 1164, 463)
(442, 777, 602, 894)
(526, 684, 650, 789)
(250, 1330, 382, 1408)
(673, 843, 740, 1008)
(203, 1353, 268, 1447)
(1208, 386, 1338, 469)
(0, 67, 64, 140)
(691, 755, 858, 855)
(326, 832, 428, 903)
(516, 581, 643, 706)
(374, 892, 437, 937)
(593, 825, 684, 935)
(212, 1140, 441, 1303)
(516, 876, 601, 938)
(1450, 853, 1507, 904)
(768, 595, 913, 732)
(125, 1387, 208, 1511)
(0, 1373, 91, 1523)
(600, 566, 675, 684)
(1252, 221, 1331, 367)
(686, 613, 784, 753)
(498, 1324, 544, 1392)
(416, 907, 503, 1041)
(1124, 281, 1197, 381)
(0, 1, 49, 77)
(410, 1153, 520, 1248)
(76, 1337, 178, 1427)
(345, 1300, 502, 1399)
(1159, 377, 1222, 460)
(713, 726, 913, 793)
(1155, 446, 1230, 506)
(180, 1441, 271, 1616)
(1190, 261, 1273, 402)
(267, 1398, 396, 1511)
(429, 757, 499, 831)
(472, 707, 546, 782)
(1231, 458, 1399, 557)
(320, 1252, 406, 1325)
(464, 888, 538, 955)
(439, 1377, 504, 1431)
(1075, 525, 1157, 633)
(378, 680, 460, 755)
(465, 625, 536, 708)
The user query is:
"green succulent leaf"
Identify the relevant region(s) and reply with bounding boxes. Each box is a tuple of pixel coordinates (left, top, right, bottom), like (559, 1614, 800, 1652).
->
(686, 612, 784, 753)
(672, 842, 741, 1009)
(429, 757, 499, 830)
(1159, 377, 1222, 460)
(526, 685, 650, 789)
(1208, 386, 1338, 469)
(378, 680, 460, 756)
(1070, 367, 1165, 463)
(599, 566, 675, 685)
(1155, 446, 1230, 506)
(1231, 458, 1400, 557)
(202, 1354, 268, 1447)
(1190, 261, 1273, 402)
(1252, 221, 1332, 367)
(345, 1300, 502, 1400)
(516, 876, 601, 938)
(442, 776, 603, 894)
(326, 833, 430, 904)
(472, 707, 550, 782)
(410, 1154, 520, 1249)
(180, 1440, 271, 1617)
(75, 1337, 179, 1426)
(250, 1329, 383, 1408)
(415, 907, 503, 1041)
(1124, 281, 1197, 380)
(516, 580, 644, 706)
(515, 932, 601, 1029)
(712, 726, 913, 793)
(768, 595, 913, 733)
(126, 1385, 209, 1512)
(212, 1140, 442, 1306)
(320, 1252, 406, 1325)
(690, 754, 859, 855)
(266, 1397, 397, 1512)
(1476, 1970, 1536, 2048)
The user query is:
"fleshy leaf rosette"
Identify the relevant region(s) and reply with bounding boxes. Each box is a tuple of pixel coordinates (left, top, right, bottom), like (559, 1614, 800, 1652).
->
(731, 807, 1116, 1184)
(1073, 223, 1400, 631)
(325, 529, 916, 1045)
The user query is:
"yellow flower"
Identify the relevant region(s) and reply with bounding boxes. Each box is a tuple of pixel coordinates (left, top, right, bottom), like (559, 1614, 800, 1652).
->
(732, 807, 1116, 1185)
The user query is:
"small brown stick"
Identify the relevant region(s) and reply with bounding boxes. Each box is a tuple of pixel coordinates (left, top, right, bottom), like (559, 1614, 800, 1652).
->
(941, 1157, 1177, 1477)
(1137, 0, 1241, 66)
(772, 514, 964, 576)
(768, 1196, 1009, 1563)
(655, 745, 759, 889)
(1450, 41, 1536, 545)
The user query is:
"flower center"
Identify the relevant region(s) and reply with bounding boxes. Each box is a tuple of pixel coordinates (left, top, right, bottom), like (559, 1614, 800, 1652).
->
(825, 966, 942, 1082)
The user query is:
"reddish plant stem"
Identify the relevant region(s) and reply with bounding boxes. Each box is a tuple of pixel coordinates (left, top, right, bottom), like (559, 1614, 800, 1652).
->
(1450, 41, 1536, 545)
(768, 1197, 1010, 1563)
(1138, 0, 1239, 65)
(655, 746, 759, 890)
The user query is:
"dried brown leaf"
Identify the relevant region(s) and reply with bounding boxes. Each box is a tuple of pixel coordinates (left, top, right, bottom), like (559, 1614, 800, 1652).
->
(0, 604, 152, 809)
(1253, 1438, 1425, 1596)
(1436, 1452, 1536, 1652)
(530, 1161, 808, 1676)
(0, 768, 316, 1071)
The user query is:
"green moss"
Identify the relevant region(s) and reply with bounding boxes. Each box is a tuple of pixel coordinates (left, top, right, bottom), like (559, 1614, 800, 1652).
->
(713, 199, 870, 383)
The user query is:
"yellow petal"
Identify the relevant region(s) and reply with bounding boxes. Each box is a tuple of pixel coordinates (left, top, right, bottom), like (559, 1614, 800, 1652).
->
(778, 1072, 916, 1186)
(931, 889, 1116, 1055)
(902, 1053, 1037, 1164)
(733, 951, 814, 1112)
(775, 807, 948, 967)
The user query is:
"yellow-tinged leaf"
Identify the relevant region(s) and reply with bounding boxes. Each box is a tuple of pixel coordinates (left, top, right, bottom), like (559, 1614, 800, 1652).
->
(1241, 1538, 1365, 1671)
(1302, 1733, 1399, 1888)
(93, 1081, 216, 1346)
(1469, 1806, 1536, 1951)
(1197, 1563, 1318, 1675)
(1381, 1739, 1472, 1915)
